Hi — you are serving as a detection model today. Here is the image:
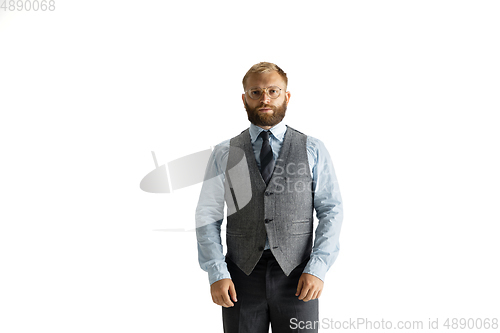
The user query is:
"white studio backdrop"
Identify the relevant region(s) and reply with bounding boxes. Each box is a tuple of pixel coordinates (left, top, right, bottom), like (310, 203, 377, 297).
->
(1, 1, 499, 332)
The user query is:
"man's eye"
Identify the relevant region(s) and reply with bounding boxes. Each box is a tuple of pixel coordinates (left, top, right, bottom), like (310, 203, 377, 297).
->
(250, 91, 260, 95)
(270, 89, 278, 94)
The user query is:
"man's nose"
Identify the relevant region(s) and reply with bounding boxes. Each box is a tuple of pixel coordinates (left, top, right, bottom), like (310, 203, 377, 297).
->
(260, 91, 271, 103)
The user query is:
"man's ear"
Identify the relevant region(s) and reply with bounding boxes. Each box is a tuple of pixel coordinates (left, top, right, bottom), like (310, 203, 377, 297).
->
(285, 91, 291, 105)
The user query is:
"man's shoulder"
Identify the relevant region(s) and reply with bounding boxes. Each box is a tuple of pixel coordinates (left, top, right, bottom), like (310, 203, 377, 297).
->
(212, 128, 250, 151)
(286, 125, 306, 136)
(211, 128, 249, 153)
(213, 138, 231, 151)
(305, 134, 323, 146)
(287, 126, 316, 143)
(211, 138, 231, 162)
(227, 128, 250, 145)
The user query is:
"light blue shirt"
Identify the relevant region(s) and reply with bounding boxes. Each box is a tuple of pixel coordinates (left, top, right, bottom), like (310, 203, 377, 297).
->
(196, 121, 343, 285)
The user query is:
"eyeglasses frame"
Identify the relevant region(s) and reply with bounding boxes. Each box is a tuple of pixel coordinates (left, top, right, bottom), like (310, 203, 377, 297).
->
(244, 86, 284, 100)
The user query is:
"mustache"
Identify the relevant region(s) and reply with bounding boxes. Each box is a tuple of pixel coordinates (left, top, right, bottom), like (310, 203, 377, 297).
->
(257, 104, 276, 110)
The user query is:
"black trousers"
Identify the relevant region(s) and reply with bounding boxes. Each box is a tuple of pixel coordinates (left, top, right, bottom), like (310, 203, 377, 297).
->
(222, 250, 318, 333)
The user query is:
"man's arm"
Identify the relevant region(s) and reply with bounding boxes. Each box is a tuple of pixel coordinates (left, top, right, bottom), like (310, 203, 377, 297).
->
(296, 137, 343, 301)
(195, 142, 237, 307)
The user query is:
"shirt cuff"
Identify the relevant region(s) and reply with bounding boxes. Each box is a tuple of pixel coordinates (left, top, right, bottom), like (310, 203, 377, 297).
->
(208, 261, 232, 285)
(302, 256, 329, 282)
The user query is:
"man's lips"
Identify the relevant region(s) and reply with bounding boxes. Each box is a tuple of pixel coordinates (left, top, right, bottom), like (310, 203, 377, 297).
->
(259, 108, 273, 112)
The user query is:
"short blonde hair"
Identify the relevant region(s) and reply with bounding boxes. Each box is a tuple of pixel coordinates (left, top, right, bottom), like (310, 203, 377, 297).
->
(242, 62, 288, 90)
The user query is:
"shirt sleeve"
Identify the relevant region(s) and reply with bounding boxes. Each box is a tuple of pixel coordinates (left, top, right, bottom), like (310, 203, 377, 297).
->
(302, 136, 344, 282)
(195, 141, 232, 285)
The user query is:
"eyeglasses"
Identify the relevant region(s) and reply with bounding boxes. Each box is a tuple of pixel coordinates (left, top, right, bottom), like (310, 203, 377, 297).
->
(245, 86, 282, 100)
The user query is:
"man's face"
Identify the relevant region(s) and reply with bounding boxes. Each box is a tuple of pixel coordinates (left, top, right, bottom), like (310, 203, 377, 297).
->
(242, 71, 291, 129)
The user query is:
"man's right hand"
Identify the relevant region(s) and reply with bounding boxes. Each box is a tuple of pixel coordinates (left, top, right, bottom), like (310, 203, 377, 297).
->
(210, 278, 237, 307)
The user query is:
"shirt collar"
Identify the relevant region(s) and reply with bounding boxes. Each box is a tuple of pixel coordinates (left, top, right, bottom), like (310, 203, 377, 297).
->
(249, 121, 287, 143)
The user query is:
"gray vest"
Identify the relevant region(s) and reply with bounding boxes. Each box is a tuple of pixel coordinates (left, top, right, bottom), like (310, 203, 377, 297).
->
(224, 125, 314, 276)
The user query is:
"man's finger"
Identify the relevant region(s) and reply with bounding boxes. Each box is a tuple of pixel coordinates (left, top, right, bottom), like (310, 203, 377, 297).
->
(229, 283, 238, 302)
(303, 290, 313, 302)
(298, 286, 310, 301)
(221, 293, 234, 307)
(295, 279, 304, 296)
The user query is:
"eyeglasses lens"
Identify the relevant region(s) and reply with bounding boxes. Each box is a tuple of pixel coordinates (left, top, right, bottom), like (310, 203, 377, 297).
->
(248, 86, 281, 100)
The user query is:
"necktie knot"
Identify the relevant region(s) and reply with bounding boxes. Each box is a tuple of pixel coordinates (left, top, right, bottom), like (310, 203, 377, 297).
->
(259, 130, 270, 141)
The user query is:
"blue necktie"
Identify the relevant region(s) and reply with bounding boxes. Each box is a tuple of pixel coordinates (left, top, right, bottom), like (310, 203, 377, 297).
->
(259, 130, 275, 185)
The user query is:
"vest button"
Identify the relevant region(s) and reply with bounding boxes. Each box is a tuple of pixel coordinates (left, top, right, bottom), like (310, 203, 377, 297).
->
(265, 192, 274, 196)
(264, 218, 273, 223)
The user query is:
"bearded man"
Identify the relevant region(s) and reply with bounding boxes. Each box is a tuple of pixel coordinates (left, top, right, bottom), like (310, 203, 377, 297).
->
(196, 62, 343, 333)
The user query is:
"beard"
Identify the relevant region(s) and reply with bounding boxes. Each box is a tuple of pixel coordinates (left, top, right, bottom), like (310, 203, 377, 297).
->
(244, 99, 287, 128)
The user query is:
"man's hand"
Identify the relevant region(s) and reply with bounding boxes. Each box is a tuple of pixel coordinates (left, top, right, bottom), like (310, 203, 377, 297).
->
(210, 278, 237, 308)
(295, 273, 324, 302)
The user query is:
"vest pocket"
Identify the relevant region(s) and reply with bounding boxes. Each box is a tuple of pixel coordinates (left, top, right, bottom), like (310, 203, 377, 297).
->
(287, 219, 313, 235)
(226, 231, 247, 237)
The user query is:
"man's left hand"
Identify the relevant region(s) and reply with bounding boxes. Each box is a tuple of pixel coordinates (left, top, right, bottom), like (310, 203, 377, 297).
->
(295, 273, 324, 302)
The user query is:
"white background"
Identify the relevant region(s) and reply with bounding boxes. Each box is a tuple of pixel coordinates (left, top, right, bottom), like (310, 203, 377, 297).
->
(1, 1, 499, 332)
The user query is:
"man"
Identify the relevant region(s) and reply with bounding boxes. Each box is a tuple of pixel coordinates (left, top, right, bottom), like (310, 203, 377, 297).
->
(196, 62, 343, 333)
